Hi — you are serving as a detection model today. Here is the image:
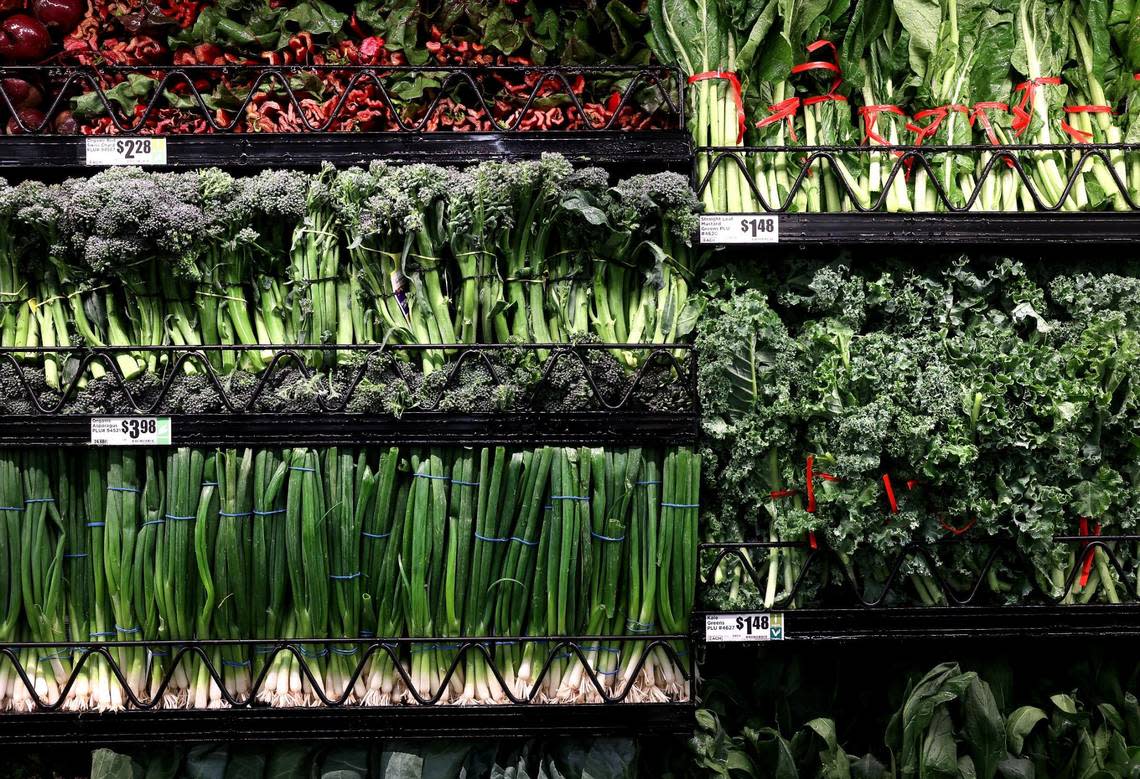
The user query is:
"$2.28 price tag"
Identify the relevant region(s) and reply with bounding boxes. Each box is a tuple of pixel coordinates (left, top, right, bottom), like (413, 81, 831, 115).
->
(85, 137, 168, 166)
(704, 612, 785, 642)
(90, 417, 172, 446)
(699, 214, 780, 244)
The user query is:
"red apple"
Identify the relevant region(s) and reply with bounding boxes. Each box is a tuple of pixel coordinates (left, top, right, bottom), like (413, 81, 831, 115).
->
(0, 14, 51, 61)
(32, 0, 83, 33)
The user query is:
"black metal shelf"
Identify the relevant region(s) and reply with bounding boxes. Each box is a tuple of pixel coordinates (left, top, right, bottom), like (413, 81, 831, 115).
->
(697, 605, 1140, 641)
(700, 212, 1140, 245)
(0, 411, 695, 447)
(0, 343, 696, 446)
(0, 703, 694, 745)
(0, 130, 692, 170)
(0, 64, 687, 169)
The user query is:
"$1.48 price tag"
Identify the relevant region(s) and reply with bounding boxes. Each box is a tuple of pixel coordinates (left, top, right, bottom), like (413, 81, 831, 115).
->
(705, 612, 785, 642)
(699, 214, 780, 244)
(85, 137, 168, 166)
(90, 417, 172, 446)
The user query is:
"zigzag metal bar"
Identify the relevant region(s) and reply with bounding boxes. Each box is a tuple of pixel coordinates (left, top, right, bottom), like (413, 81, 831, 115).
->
(0, 636, 690, 711)
(0, 344, 695, 415)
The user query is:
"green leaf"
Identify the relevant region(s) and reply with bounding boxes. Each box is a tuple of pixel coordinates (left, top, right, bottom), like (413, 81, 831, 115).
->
(1007, 706, 1048, 753)
(71, 74, 157, 119)
(90, 749, 140, 779)
(964, 676, 1007, 779)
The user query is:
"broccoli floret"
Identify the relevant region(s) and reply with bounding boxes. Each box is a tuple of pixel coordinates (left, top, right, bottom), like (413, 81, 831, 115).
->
(610, 171, 701, 243)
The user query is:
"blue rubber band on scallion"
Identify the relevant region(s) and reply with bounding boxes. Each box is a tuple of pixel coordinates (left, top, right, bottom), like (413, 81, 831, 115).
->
(475, 532, 509, 543)
(451, 479, 479, 487)
(253, 508, 286, 516)
(551, 495, 590, 502)
(636, 480, 662, 486)
(362, 531, 390, 539)
(222, 659, 251, 668)
(86, 521, 106, 527)
(591, 531, 625, 542)
(0, 506, 21, 511)
(288, 467, 314, 473)
(660, 502, 699, 509)
(142, 519, 164, 527)
(89, 631, 115, 638)
(64, 552, 88, 559)
(413, 472, 450, 481)
(330, 647, 358, 656)
(115, 625, 140, 634)
(24, 497, 55, 504)
(329, 571, 362, 580)
(511, 536, 538, 547)
(165, 514, 196, 521)
(108, 486, 139, 493)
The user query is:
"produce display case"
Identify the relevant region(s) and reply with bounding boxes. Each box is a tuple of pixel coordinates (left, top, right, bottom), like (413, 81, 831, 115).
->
(0, 64, 691, 168)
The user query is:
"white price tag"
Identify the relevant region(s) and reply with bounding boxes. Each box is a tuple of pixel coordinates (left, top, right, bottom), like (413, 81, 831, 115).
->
(85, 137, 167, 166)
(699, 214, 780, 244)
(90, 417, 172, 446)
(705, 613, 784, 643)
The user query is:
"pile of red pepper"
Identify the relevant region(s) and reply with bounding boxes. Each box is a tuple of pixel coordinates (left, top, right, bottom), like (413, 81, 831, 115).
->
(0, 0, 669, 135)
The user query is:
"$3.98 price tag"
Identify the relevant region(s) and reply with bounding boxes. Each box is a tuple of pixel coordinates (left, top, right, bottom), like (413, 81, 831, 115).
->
(704, 612, 785, 642)
(90, 417, 172, 446)
(699, 214, 779, 244)
(85, 137, 168, 166)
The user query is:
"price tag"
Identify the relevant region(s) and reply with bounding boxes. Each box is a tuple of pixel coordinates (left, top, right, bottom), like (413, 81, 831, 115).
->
(705, 613, 784, 643)
(85, 137, 168, 166)
(90, 417, 172, 446)
(699, 214, 780, 244)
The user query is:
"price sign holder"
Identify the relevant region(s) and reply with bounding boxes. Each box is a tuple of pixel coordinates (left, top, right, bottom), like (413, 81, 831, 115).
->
(90, 417, 172, 446)
(704, 612, 785, 642)
(85, 137, 168, 166)
(699, 214, 780, 244)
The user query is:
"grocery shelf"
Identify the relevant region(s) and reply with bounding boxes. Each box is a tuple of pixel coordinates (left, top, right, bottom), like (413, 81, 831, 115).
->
(0, 636, 692, 744)
(700, 212, 1140, 245)
(0, 411, 694, 447)
(694, 143, 1140, 245)
(697, 605, 1140, 641)
(0, 343, 696, 447)
(0, 64, 688, 169)
(0, 130, 693, 170)
(0, 703, 694, 745)
(698, 536, 1138, 609)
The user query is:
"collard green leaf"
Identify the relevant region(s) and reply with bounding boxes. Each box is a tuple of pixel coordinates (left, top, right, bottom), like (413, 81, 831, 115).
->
(964, 677, 1008, 779)
(1007, 706, 1049, 753)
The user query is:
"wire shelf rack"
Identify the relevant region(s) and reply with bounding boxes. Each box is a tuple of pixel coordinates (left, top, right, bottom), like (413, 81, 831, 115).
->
(699, 534, 1140, 609)
(0, 65, 690, 168)
(0, 343, 696, 446)
(0, 636, 693, 743)
(694, 143, 1140, 243)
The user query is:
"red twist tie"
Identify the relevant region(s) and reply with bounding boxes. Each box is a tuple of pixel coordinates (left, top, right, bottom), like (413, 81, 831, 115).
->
(905, 479, 920, 490)
(939, 516, 977, 536)
(756, 97, 801, 142)
(769, 488, 797, 499)
(882, 473, 899, 515)
(805, 455, 816, 513)
(859, 105, 908, 156)
(906, 104, 970, 144)
(1078, 517, 1100, 588)
(803, 90, 848, 107)
(1135, 74, 1140, 80)
(1011, 76, 1062, 138)
(687, 70, 746, 143)
(1060, 105, 1113, 143)
(808, 532, 818, 550)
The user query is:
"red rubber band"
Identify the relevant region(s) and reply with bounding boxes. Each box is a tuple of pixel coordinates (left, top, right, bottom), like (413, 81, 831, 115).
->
(687, 70, 746, 143)
(1011, 77, 1062, 137)
(806, 455, 816, 514)
(939, 516, 976, 536)
(755, 97, 801, 142)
